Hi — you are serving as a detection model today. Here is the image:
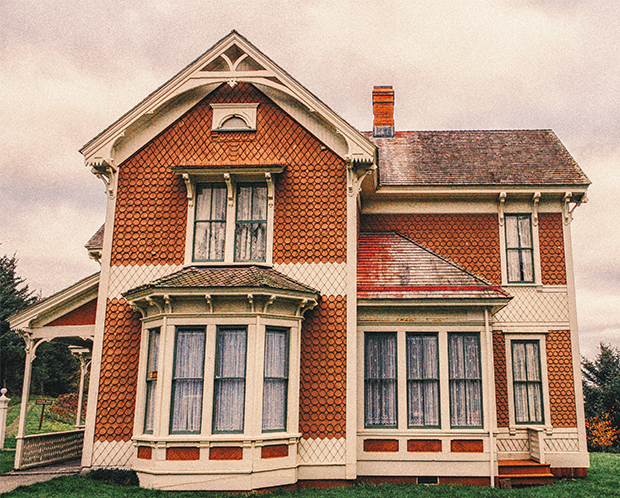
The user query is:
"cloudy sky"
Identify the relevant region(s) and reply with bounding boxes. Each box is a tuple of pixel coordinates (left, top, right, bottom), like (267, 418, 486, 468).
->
(1, 0, 618, 359)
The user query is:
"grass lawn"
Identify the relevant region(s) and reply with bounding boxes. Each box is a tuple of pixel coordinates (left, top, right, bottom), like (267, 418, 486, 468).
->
(0, 450, 15, 475)
(2, 453, 619, 498)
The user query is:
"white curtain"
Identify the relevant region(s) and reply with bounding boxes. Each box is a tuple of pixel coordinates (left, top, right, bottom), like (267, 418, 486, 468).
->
(262, 328, 288, 431)
(365, 333, 397, 427)
(144, 328, 160, 433)
(213, 328, 247, 432)
(235, 185, 267, 262)
(193, 184, 226, 261)
(512, 341, 543, 423)
(449, 334, 482, 427)
(171, 329, 205, 433)
(407, 334, 439, 426)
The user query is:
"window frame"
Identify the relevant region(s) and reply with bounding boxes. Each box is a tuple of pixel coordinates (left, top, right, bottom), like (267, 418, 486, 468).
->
(262, 326, 290, 433)
(504, 213, 535, 284)
(504, 334, 551, 429)
(406, 333, 440, 428)
(184, 175, 275, 266)
(212, 325, 248, 434)
(364, 332, 398, 428)
(143, 327, 160, 434)
(358, 326, 489, 433)
(169, 326, 206, 435)
(192, 183, 227, 262)
(511, 340, 544, 424)
(448, 332, 483, 429)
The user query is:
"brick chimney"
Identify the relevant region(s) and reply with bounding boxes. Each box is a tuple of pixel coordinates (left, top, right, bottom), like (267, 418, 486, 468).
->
(372, 86, 395, 138)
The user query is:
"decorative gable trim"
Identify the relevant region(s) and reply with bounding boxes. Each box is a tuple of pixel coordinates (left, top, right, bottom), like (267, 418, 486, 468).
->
(80, 31, 375, 170)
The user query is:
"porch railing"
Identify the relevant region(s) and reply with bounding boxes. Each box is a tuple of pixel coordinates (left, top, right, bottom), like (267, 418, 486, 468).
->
(15, 429, 84, 470)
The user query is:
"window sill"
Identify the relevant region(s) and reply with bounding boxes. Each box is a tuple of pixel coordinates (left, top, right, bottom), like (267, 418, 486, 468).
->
(133, 432, 301, 444)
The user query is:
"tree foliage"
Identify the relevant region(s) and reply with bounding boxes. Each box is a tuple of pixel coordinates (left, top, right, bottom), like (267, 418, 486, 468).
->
(0, 252, 37, 393)
(0, 251, 81, 396)
(583, 343, 620, 450)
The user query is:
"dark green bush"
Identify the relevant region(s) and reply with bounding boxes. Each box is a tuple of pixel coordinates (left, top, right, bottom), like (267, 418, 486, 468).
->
(86, 468, 139, 487)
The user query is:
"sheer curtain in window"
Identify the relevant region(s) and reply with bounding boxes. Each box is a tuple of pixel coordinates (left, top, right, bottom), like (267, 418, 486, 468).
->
(235, 184, 267, 262)
(449, 334, 482, 427)
(144, 328, 160, 433)
(407, 334, 439, 427)
(262, 328, 288, 431)
(365, 333, 397, 427)
(512, 341, 543, 423)
(213, 327, 247, 432)
(193, 184, 227, 261)
(171, 328, 205, 433)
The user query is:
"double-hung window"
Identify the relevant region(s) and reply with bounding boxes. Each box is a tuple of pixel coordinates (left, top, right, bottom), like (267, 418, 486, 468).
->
(512, 340, 543, 424)
(213, 326, 247, 433)
(505, 214, 534, 283)
(364, 333, 397, 427)
(448, 333, 482, 428)
(170, 327, 205, 433)
(262, 327, 289, 431)
(144, 327, 160, 433)
(192, 182, 268, 263)
(406, 333, 440, 427)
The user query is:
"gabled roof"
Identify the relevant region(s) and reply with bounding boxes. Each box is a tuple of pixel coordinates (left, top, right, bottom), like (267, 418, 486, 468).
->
(85, 225, 104, 251)
(81, 31, 375, 169)
(358, 232, 510, 302)
(363, 130, 590, 188)
(124, 265, 319, 298)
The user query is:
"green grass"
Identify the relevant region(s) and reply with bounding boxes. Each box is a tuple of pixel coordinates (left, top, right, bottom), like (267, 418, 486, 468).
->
(2, 453, 619, 497)
(0, 450, 15, 474)
(5, 399, 75, 439)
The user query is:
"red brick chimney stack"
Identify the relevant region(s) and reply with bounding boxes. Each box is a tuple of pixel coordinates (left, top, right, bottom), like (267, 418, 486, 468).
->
(372, 86, 395, 138)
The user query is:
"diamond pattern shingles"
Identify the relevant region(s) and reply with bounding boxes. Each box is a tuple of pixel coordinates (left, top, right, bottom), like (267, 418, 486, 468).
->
(124, 265, 319, 296)
(362, 130, 590, 187)
(358, 232, 508, 300)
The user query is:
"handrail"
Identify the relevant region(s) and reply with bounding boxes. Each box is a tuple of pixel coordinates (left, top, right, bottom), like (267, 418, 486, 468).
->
(15, 429, 84, 470)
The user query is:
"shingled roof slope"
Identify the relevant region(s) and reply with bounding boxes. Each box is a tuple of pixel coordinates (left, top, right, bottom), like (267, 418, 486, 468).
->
(85, 225, 104, 250)
(358, 232, 510, 300)
(124, 265, 319, 296)
(362, 130, 590, 187)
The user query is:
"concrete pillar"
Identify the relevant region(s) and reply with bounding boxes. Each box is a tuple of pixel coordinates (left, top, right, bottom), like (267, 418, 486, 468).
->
(0, 388, 10, 449)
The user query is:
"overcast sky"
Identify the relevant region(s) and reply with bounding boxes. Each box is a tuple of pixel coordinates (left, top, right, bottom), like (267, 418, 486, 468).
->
(1, 0, 618, 359)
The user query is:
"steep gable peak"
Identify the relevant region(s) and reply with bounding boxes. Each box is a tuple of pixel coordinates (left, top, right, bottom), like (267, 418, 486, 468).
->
(81, 31, 375, 175)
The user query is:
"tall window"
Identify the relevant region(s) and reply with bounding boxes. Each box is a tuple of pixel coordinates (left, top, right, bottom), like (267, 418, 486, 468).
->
(365, 333, 397, 427)
(213, 327, 247, 433)
(262, 327, 289, 431)
(406, 333, 439, 427)
(512, 341, 543, 423)
(505, 214, 534, 283)
(144, 327, 160, 433)
(170, 327, 205, 433)
(235, 183, 267, 262)
(193, 183, 227, 261)
(449, 333, 482, 427)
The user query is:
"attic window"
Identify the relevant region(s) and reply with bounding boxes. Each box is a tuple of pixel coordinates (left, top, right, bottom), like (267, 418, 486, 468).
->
(211, 103, 258, 131)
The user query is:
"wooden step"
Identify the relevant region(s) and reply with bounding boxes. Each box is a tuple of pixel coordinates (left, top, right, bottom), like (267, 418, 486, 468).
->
(497, 460, 554, 486)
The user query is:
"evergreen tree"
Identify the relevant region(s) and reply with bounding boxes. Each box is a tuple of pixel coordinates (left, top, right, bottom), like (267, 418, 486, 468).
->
(582, 343, 620, 449)
(0, 251, 37, 393)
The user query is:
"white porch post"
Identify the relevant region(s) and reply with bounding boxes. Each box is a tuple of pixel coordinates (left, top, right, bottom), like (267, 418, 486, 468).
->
(69, 346, 91, 428)
(0, 388, 10, 449)
(14, 334, 48, 470)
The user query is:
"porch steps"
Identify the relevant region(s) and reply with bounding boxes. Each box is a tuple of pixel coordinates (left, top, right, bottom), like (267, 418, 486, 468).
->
(497, 460, 554, 487)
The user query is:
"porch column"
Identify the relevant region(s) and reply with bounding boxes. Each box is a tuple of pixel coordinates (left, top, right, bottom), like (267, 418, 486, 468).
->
(14, 334, 48, 470)
(69, 346, 91, 428)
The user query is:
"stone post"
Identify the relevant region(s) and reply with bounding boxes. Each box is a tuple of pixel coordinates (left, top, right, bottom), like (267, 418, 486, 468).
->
(0, 388, 10, 449)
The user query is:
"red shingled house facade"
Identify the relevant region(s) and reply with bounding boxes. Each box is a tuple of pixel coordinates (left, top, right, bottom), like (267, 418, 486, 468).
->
(11, 31, 590, 489)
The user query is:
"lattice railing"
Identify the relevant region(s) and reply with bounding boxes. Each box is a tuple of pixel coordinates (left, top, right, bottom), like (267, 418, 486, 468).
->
(16, 429, 84, 470)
